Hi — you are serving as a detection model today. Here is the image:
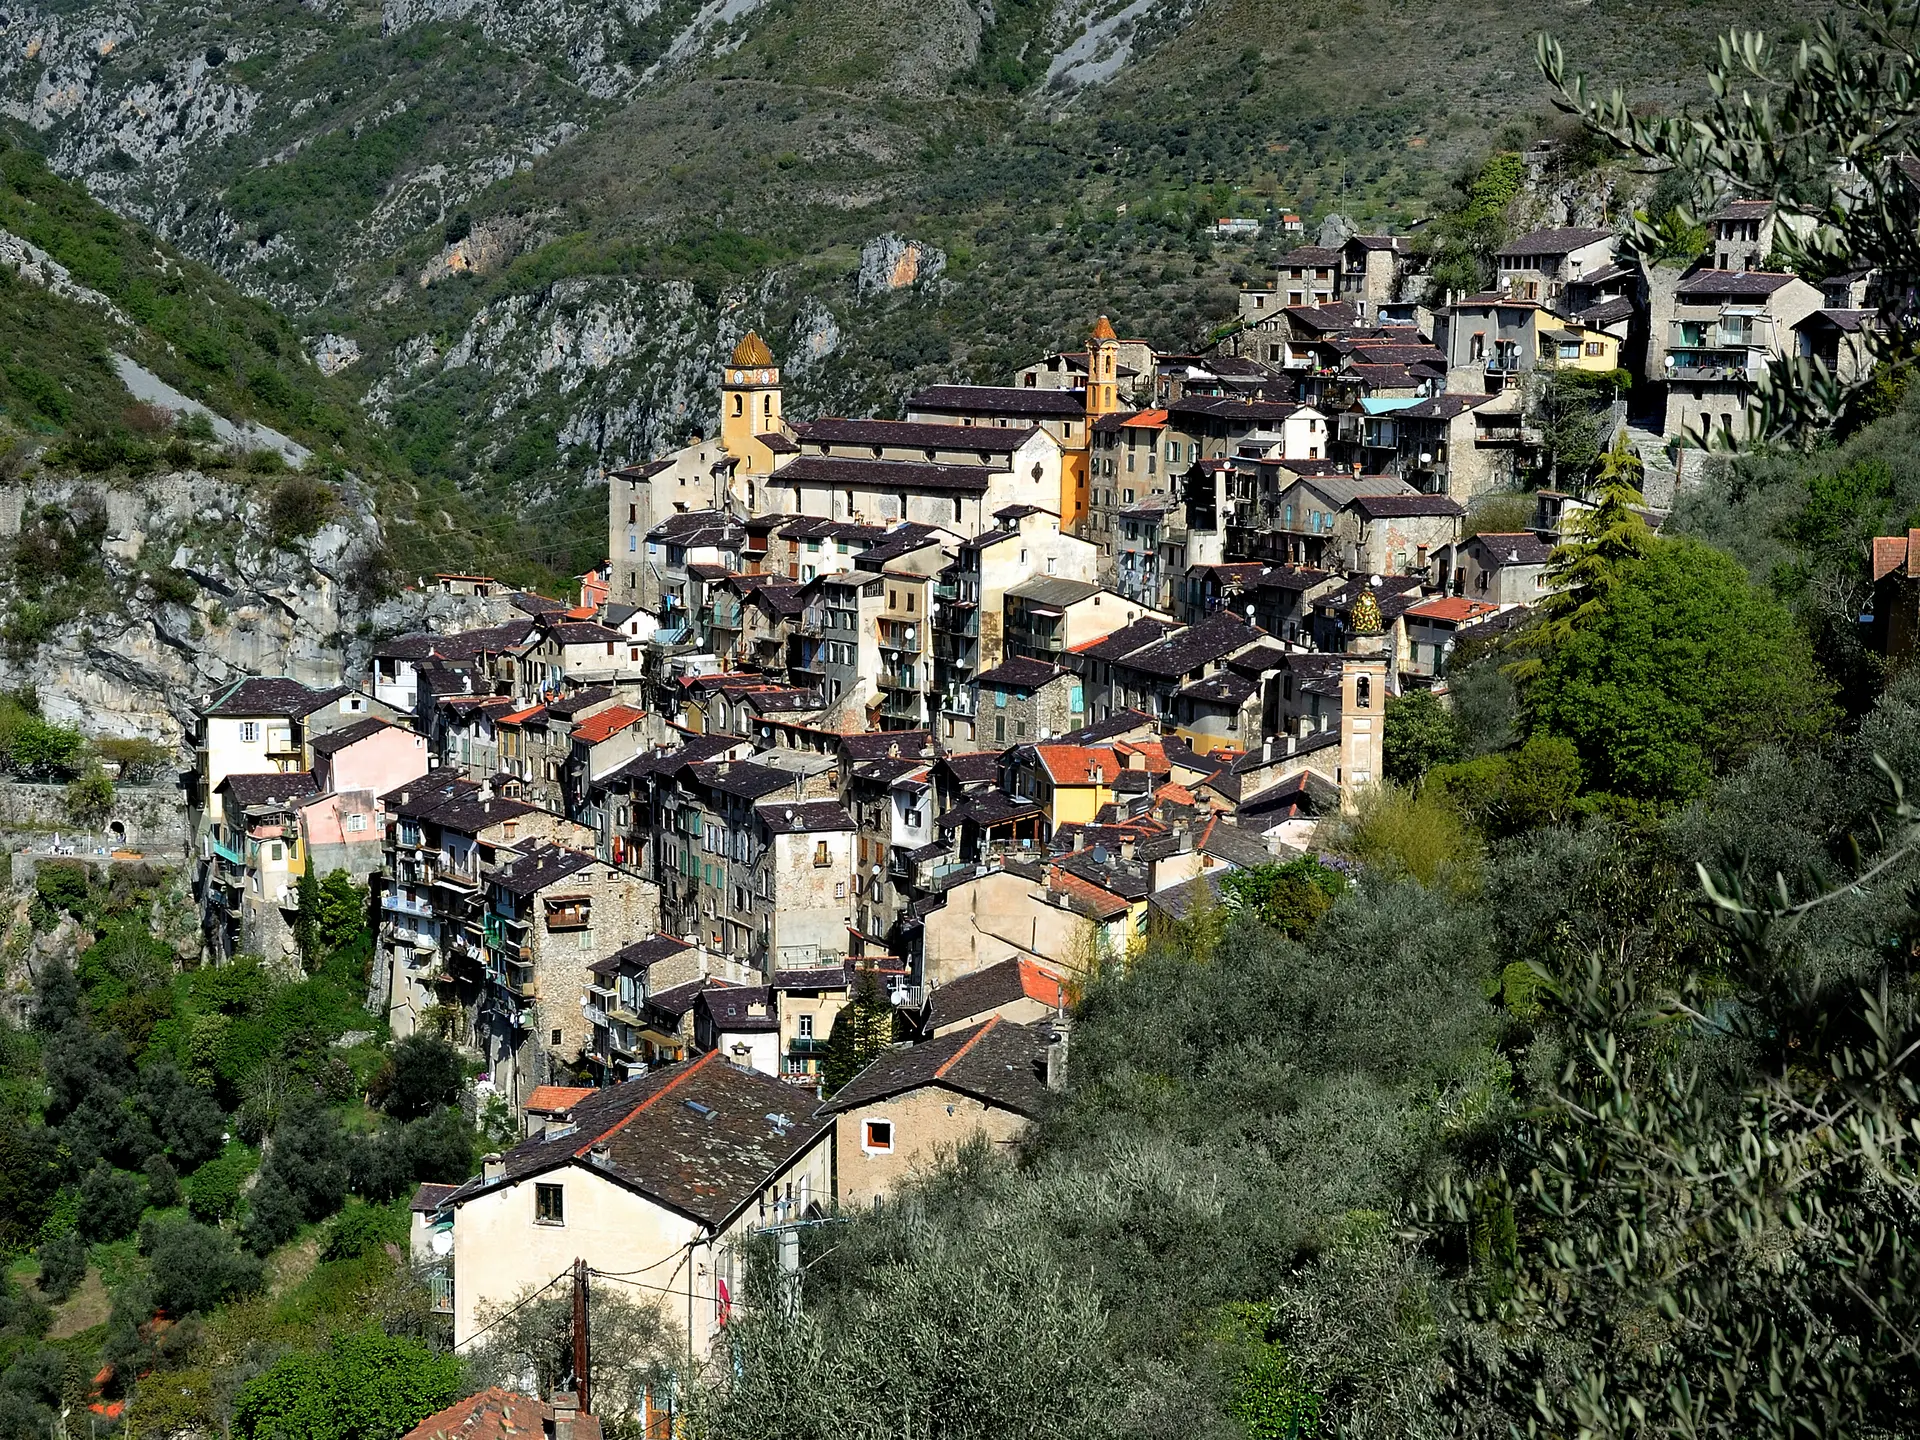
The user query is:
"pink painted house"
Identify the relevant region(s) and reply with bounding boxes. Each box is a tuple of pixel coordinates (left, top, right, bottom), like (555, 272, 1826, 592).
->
(300, 718, 432, 880)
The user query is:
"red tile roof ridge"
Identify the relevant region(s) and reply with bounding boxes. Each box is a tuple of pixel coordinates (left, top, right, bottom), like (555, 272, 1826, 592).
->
(933, 1015, 1002, 1080)
(574, 1051, 719, 1157)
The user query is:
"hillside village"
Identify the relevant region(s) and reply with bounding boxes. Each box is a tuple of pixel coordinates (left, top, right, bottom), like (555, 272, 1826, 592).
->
(178, 193, 1877, 1372)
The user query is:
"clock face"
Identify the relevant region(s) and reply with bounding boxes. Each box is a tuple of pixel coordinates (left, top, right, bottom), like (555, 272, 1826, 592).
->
(758, 368, 774, 384)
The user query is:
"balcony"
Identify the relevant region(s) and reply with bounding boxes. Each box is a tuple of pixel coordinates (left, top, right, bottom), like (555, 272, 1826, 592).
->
(1665, 347, 1763, 382)
(427, 1267, 454, 1315)
(1475, 420, 1545, 447)
(786, 1036, 829, 1057)
(877, 668, 919, 692)
(492, 966, 539, 1000)
(383, 891, 434, 919)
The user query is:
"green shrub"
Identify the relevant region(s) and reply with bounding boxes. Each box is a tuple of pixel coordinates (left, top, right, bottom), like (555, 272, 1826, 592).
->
(33, 860, 91, 918)
(36, 1233, 86, 1302)
(266, 473, 338, 546)
(182, 1140, 256, 1224)
(63, 765, 115, 827)
(233, 1326, 461, 1440)
(320, 1200, 405, 1262)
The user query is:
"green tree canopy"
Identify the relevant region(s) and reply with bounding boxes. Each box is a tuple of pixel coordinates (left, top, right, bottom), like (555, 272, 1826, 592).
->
(1382, 689, 1463, 784)
(233, 1326, 460, 1440)
(1524, 536, 1836, 804)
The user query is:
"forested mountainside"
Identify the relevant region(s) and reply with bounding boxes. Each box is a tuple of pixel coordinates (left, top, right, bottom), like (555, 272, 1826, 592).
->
(3, 0, 1804, 573)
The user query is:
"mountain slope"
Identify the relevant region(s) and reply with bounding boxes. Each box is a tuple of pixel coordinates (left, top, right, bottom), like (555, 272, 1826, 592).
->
(2, 0, 1816, 575)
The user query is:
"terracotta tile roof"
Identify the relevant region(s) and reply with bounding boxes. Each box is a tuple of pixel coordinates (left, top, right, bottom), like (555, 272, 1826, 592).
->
(496, 705, 546, 726)
(925, 959, 1070, 1030)
(1406, 596, 1501, 625)
(1048, 864, 1133, 920)
(1036, 744, 1123, 786)
(1874, 534, 1913, 582)
(571, 704, 646, 745)
(524, 1085, 596, 1115)
(402, 1389, 601, 1440)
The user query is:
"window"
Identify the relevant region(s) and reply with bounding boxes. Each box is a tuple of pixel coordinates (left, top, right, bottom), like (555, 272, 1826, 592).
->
(863, 1120, 894, 1154)
(269, 842, 283, 862)
(240, 722, 260, 744)
(814, 841, 830, 866)
(1356, 675, 1372, 708)
(551, 1028, 563, 1045)
(535, 1183, 565, 1224)
(798, 1013, 815, 1038)
(346, 813, 367, 833)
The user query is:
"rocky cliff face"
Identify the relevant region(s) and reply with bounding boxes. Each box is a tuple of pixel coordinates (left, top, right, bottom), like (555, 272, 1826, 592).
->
(0, 470, 512, 748)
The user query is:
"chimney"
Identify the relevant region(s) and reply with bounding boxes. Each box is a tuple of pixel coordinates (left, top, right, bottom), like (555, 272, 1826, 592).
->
(1286, 734, 1297, 755)
(589, 1142, 611, 1168)
(551, 1392, 578, 1440)
(1045, 1019, 1071, 1091)
(481, 1152, 503, 1184)
(1262, 738, 1273, 764)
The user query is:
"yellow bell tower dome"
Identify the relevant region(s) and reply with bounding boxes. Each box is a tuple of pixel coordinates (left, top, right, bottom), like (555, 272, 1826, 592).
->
(721, 330, 782, 463)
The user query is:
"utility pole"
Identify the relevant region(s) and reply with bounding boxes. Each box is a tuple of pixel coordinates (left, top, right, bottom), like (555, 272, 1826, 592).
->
(777, 1227, 801, 1320)
(571, 1258, 592, 1417)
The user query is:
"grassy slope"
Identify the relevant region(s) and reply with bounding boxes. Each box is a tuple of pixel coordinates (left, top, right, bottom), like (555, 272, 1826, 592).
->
(0, 139, 497, 577)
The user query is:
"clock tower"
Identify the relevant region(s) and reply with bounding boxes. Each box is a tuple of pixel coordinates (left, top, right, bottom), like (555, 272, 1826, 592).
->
(720, 330, 782, 466)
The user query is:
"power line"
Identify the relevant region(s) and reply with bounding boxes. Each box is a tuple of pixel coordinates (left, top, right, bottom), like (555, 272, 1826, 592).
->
(587, 1267, 746, 1313)
(453, 1268, 573, 1352)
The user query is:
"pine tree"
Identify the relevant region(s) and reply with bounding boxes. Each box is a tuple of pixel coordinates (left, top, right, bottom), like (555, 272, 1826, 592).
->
(1509, 429, 1655, 682)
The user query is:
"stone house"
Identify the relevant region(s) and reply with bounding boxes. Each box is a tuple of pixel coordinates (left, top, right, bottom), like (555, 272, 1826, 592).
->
(1658, 269, 1823, 444)
(819, 1016, 1055, 1210)
(693, 985, 780, 1075)
(581, 933, 705, 1084)
(1457, 531, 1554, 603)
(974, 658, 1084, 747)
(480, 843, 660, 1106)
(1495, 227, 1616, 311)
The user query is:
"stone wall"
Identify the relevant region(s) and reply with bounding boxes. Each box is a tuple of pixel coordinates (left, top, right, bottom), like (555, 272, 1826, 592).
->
(0, 781, 189, 858)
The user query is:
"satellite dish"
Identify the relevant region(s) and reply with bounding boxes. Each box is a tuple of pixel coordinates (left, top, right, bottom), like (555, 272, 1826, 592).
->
(1664, 354, 1676, 369)
(1419, 452, 1432, 465)
(430, 1229, 453, 1257)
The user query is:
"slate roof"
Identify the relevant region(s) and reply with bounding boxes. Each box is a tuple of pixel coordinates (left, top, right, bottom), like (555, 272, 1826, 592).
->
(1112, 611, 1261, 678)
(448, 1053, 829, 1229)
(819, 1016, 1053, 1116)
(1177, 671, 1256, 705)
(938, 751, 1004, 786)
(926, 956, 1066, 1031)
(547, 687, 617, 718)
(491, 844, 598, 897)
(217, 771, 319, 806)
(840, 729, 931, 761)
(590, 934, 695, 978)
(1070, 615, 1179, 661)
(204, 676, 346, 717)
(373, 621, 537, 662)
(1349, 493, 1467, 519)
(772, 964, 853, 991)
(778, 454, 1001, 493)
(801, 418, 1039, 452)
(1498, 226, 1614, 256)
(543, 622, 626, 646)
(409, 1182, 460, 1214)
(974, 657, 1068, 689)
(757, 800, 855, 834)
(907, 385, 1087, 417)
(649, 511, 745, 546)
(1150, 870, 1228, 923)
(307, 716, 400, 755)
(1005, 575, 1104, 608)
(1577, 296, 1638, 327)
(698, 985, 778, 1034)
(1470, 531, 1554, 566)
(1054, 710, 1160, 745)
(1675, 269, 1802, 300)
(692, 760, 796, 799)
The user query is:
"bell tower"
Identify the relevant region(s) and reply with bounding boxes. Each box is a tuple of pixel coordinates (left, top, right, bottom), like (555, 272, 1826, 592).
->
(1338, 582, 1388, 813)
(720, 330, 781, 464)
(1085, 315, 1121, 418)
